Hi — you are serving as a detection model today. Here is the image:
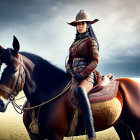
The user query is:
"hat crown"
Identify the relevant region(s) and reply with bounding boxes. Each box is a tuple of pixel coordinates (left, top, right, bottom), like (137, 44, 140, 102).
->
(68, 9, 99, 26)
(75, 10, 90, 21)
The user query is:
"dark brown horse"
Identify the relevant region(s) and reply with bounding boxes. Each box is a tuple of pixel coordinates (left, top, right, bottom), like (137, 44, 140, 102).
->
(0, 36, 139, 140)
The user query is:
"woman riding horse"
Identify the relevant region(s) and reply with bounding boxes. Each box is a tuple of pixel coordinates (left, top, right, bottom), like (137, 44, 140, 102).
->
(0, 36, 140, 140)
(66, 10, 101, 140)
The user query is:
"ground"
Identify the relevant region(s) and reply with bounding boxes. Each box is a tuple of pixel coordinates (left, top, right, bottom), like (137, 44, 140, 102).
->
(0, 91, 120, 140)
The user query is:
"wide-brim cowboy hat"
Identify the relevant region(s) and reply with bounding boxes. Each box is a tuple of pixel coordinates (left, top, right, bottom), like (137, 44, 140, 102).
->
(68, 9, 99, 26)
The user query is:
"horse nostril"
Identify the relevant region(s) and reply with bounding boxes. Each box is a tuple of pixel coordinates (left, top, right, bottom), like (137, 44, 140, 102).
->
(0, 99, 4, 108)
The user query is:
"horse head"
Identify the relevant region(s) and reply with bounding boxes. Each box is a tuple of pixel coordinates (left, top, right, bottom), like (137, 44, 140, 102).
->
(0, 36, 25, 112)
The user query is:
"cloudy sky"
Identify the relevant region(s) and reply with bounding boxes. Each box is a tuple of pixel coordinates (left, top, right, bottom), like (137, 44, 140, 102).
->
(0, 0, 140, 78)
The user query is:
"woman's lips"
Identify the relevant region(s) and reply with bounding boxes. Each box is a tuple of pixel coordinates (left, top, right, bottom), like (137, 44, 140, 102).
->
(79, 29, 83, 32)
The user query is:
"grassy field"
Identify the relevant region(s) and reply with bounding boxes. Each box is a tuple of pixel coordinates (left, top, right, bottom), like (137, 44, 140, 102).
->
(0, 92, 120, 140)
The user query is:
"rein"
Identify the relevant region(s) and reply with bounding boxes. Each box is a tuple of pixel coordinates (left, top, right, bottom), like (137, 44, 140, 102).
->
(24, 81, 72, 110)
(9, 80, 72, 114)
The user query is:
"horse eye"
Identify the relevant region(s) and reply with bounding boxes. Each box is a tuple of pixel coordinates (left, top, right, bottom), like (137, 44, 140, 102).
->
(10, 66, 18, 73)
(13, 67, 18, 73)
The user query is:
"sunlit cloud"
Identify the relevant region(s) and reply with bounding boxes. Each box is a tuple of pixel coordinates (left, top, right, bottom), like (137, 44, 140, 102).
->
(0, 0, 140, 77)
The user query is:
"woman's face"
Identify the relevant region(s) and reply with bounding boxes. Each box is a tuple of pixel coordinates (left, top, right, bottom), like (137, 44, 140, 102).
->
(76, 22, 88, 34)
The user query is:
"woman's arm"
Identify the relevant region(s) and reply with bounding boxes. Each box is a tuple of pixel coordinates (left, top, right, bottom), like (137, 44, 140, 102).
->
(80, 38, 99, 78)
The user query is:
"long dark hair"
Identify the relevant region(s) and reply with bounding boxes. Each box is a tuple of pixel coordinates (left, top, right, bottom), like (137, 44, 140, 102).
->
(88, 23, 99, 48)
(74, 22, 99, 50)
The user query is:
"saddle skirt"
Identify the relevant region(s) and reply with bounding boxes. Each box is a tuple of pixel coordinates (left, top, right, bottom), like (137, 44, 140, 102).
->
(68, 74, 119, 108)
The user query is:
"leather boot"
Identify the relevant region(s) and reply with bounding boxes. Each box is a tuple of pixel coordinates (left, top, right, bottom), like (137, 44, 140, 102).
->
(75, 87, 96, 139)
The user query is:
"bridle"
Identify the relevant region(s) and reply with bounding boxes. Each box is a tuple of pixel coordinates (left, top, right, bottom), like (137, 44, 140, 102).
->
(0, 55, 26, 113)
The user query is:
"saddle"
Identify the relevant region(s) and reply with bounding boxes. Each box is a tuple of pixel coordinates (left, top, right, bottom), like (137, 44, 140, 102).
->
(89, 73, 114, 93)
(68, 74, 119, 108)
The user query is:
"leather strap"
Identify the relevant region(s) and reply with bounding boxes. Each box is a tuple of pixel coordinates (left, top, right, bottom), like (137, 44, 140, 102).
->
(0, 55, 25, 97)
(0, 85, 16, 95)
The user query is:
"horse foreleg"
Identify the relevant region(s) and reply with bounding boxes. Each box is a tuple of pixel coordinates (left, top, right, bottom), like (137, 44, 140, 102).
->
(114, 120, 133, 140)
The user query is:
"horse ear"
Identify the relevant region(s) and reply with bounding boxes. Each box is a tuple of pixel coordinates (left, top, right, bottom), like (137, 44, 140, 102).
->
(13, 36, 20, 53)
(0, 45, 5, 53)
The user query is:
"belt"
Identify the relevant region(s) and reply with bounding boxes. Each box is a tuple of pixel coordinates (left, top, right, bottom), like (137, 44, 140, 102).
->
(72, 61, 88, 67)
(73, 58, 86, 63)
(72, 58, 88, 68)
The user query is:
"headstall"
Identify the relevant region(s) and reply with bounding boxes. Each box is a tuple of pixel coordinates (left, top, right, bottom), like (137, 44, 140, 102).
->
(0, 55, 26, 113)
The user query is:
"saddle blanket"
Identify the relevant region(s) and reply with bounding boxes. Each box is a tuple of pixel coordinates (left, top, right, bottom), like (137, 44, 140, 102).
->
(68, 80, 119, 108)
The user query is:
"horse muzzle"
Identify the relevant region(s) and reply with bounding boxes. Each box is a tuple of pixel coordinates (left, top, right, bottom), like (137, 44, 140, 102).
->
(0, 98, 10, 112)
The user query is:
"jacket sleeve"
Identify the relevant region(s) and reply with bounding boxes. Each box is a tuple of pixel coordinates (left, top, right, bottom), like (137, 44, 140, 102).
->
(65, 50, 73, 71)
(80, 38, 99, 78)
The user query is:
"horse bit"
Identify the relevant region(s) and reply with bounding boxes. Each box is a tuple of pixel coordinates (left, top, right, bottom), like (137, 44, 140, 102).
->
(0, 55, 26, 114)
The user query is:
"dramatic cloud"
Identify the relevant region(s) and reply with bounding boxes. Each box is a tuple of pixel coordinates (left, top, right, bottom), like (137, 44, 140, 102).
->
(0, 0, 140, 78)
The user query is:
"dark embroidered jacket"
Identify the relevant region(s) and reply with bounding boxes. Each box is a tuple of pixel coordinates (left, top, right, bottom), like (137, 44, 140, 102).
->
(66, 37, 101, 82)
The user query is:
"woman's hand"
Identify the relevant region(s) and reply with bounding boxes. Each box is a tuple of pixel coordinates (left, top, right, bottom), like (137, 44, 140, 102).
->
(74, 73, 84, 81)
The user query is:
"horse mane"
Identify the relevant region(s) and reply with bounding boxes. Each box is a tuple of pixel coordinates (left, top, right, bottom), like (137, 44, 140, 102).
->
(20, 52, 70, 90)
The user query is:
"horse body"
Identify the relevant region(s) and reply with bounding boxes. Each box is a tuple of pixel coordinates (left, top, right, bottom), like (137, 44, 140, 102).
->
(0, 37, 140, 140)
(116, 78, 140, 139)
(21, 55, 140, 140)
(21, 52, 123, 137)
(21, 51, 136, 139)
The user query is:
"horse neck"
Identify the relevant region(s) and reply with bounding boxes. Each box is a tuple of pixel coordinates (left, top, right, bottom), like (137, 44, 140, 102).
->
(21, 55, 36, 97)
(21, 54, 69, 105)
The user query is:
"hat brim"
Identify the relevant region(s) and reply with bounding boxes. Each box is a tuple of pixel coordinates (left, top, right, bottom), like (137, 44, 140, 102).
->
(67, 19, 99, 26)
